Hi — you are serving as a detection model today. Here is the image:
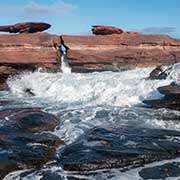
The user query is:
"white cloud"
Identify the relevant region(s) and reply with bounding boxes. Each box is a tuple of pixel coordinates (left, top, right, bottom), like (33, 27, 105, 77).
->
(23, 1, 78, 16)
(0, 1, 78, 17)
(139, 27, 176, 34)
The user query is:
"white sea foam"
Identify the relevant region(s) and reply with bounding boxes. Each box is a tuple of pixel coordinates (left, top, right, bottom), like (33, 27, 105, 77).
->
(4, 63, 180, 180)
(7, 66, 175, 108)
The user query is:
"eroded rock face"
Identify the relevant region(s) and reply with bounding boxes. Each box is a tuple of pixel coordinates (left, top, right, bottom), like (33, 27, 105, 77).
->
(61, 33, 180, 72)
(92, 25, 123, 35)
(0, 33, 61, 89)
(0, 108, 63, 179)
(60, 126, 180, 171)
(0, 22, 51, 34)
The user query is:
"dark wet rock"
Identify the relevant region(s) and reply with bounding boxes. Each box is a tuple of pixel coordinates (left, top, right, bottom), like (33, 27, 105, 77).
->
(39, 171, 64, 180)
(0, 133, 62, 179)
(95, 109, 109, 118)
(158, 85, 180, 96)
(139, 162, 180, 179)
(0, 77, 9, 91)
(61, 33, 180, 72)
(60, 126, 180, 171)
(0, 100, 12, 106)
(25, 88, 35, 96)
(0, 108, 59, 132)
(149, 65, 170, 79)
(143, 84, 180, 110)
(0, 108, 63, 179)
(0, 107, 41, 120)
(143, 97, 180, 110)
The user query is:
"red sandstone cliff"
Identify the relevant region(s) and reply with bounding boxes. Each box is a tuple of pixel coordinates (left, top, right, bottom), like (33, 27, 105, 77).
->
(1, 26, 180, 89)
(0, 32, 61, 89)
(61, 33, 180, 72)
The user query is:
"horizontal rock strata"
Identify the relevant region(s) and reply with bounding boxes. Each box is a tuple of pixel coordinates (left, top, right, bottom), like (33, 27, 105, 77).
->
(0, 33, 61, 89)
(61, 33, 180, 72)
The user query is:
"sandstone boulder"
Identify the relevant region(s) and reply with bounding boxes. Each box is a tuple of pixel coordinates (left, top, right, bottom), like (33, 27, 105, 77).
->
(0, 22, 51, 34)
(92, 25, 123, 35)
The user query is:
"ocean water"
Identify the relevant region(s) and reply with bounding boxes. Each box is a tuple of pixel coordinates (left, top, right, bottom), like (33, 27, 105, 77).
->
(2, 63, 180, 179)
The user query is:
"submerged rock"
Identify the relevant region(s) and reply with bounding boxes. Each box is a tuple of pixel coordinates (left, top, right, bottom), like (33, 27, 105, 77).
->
(92, 25, 123, 35)
(0, 108, 63, 179)
(7, 108, 59, 132)
(139, 162, 180, 180)
(60, 126, 180, 171)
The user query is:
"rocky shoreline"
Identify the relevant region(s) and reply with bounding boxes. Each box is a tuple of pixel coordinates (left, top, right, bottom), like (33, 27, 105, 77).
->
(1, 22, 180, 179)
(0, 23, 180, 88)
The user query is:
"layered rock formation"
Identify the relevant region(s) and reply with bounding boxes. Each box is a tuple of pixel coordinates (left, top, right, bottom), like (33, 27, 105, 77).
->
(61, 33, 180, 72)
(1, 24, 180, 87)
(0, 33, 61, 89)
(60, 125, 180, 171)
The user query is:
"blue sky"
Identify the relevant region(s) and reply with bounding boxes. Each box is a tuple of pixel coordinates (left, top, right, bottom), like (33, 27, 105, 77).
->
(0, 0, 180, 38)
